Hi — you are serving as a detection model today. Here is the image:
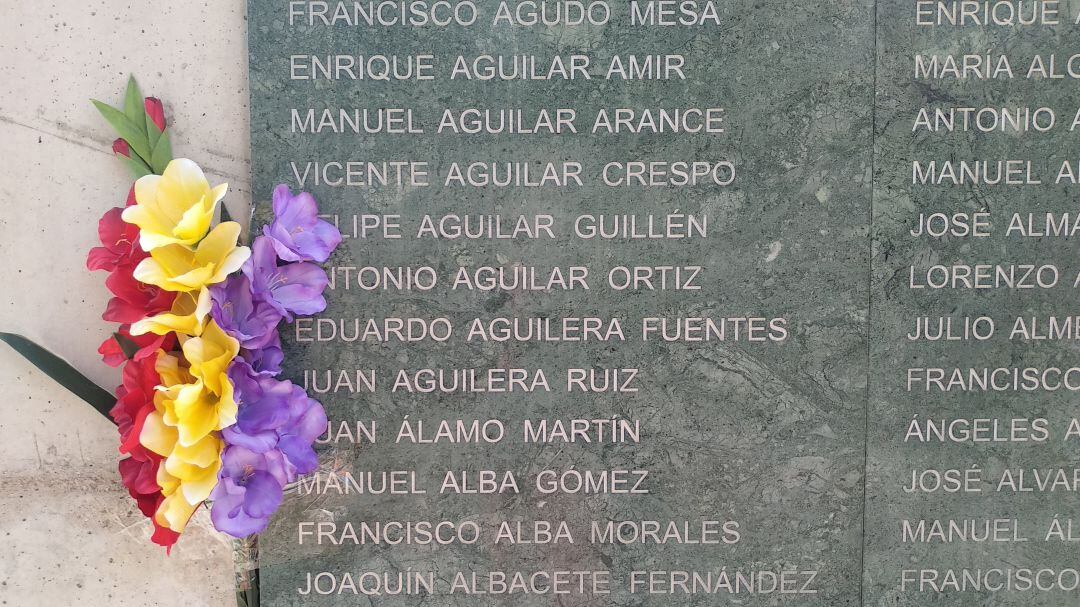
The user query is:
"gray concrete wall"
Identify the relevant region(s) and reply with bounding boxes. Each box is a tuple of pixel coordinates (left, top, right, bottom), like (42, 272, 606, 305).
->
(0, 1, 249, 605)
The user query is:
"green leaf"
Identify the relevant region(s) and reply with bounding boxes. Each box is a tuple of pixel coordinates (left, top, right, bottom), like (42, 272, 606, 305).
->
(0, 333, 115, 422)
(123, 76, 148, 140)
(119, 153, 153, 179)
(149, 129, 173, 174)
(92, 100, 152, 165)
(220, 202, 234, 224)
(145, 112, 161, 152)
(112, 332, 140, 360)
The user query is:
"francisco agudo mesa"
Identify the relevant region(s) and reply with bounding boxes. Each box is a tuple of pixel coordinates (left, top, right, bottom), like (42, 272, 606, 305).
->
(287, 1, 728, 27)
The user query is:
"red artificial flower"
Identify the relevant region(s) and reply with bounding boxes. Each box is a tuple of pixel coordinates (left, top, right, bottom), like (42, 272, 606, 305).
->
(91, 203, 176, 365)
(113, 355, 181, 551)
(89, 205, 174, 323)
(112, 138, 131, 158)
(119, 450, 160, 496)
(87, 207, 142, 272)
(102, 265, 174, 324)
(144, 97, 166, 132)
(97, 337, 127, 368)
(110, 354, 159, 457)
(119, 458, 180, 551)
(151, 515, 181, 551)
(98, 324, 176, 368)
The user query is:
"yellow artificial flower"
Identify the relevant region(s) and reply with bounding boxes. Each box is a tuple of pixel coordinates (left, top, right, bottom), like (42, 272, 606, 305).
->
(150, 323, 238, 447)
(122, 158, 228, 251)
(141, 410, 220, 472)
(140, 407, 224, 533)
(156, 492, 199, 533)
(154, 463, 217, 533)
(165, 437, 223, 504)
(183, 320, 239, 397)
(157, 380, 199, 429)
(132, 221, 250, 292)
(131, 288, 211, 337)
(167, 379, 236, 447)
(155, 458, 181, 497)
(155, 352, 192, 388)
(153, 352, 194, 427)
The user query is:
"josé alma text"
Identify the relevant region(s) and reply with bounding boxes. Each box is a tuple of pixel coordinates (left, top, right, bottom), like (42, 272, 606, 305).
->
(909, 211, 1080, 238)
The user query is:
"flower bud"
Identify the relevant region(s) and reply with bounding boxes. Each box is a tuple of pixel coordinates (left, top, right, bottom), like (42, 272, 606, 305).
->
(144, 97, 166, 132)
(112, 138, 131, 158)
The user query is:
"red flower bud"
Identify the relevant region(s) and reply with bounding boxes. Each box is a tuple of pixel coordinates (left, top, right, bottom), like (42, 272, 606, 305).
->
(144, 97, 166, 132)
(112, 138, 130, 158)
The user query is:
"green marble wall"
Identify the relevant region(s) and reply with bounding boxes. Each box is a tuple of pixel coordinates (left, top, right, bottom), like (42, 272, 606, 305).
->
(865, 3, 1080, 606)
(247, 1, 872, 605)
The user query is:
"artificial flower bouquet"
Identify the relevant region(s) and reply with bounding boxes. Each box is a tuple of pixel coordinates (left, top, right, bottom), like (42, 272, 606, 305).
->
(87, 77, 341, 550)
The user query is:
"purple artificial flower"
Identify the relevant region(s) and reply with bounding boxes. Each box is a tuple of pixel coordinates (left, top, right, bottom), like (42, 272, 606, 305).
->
(211, 446, 288, 537)
(243, 236, 328, 321)
(264, 184, 341, 263)
(210, 274, 282, 350)
(224, 361, 292, 453)
(277, 389, 327, 478)
(240, 331, 284, 376)
(222, 360, 326, 478)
